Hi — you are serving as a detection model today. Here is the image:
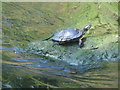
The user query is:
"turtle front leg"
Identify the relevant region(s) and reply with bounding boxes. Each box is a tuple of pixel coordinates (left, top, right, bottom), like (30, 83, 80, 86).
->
(79, 39, 82, 48)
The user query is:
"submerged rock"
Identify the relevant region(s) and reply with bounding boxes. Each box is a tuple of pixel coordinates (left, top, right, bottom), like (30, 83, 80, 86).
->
(26, 34, 119, 72)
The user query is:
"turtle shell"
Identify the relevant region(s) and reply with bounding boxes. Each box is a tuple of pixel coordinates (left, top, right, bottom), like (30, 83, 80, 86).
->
(51, 28, 83, 42)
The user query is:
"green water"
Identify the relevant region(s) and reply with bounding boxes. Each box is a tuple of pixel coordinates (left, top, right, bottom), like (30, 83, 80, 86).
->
(2, 49, 119, 88)
(2, 2, 119, 88)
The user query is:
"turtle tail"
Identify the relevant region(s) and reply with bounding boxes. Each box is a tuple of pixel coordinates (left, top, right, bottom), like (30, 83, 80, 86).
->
(42, 34, 54, 41)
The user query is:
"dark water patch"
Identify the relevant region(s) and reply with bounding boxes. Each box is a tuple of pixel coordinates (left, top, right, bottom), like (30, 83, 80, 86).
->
(12, 58, 30, 62)
(2, 20, 12, 27)
(12, 57, 49, 63)
(9, 65, 22, 68)
(12, 57, 49, 64)
(29, 57, 49, 63)
(2, 84, 12, 88)
(12, 58, 47, 63)
(25, 64, 63, 70)
(0, 28, 2, 31)
(10, 57, 72, 77)
(0, 40, 5, 43)
(71, 76, 114, 82)
(72, 79, 113, 86)
(27, 66, 71, 77)
(10, 58, 54, 69)
(36, 69, 72, 77)
(0, 47, 14, 50)
(54, 73, 71, 77)
(4, 57, 72, 77)
(7, 63, 71, 77)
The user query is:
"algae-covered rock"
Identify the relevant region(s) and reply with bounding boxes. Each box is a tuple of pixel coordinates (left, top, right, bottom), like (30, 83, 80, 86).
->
(26, 33, 119, 72)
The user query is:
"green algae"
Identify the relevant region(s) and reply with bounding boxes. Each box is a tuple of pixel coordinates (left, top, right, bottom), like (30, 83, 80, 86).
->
(2, 2, 119, 88)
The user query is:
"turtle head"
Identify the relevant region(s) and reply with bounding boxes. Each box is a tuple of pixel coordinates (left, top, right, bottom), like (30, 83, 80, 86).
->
(83, 24, 92, 34)
(83, 24, 92, 31)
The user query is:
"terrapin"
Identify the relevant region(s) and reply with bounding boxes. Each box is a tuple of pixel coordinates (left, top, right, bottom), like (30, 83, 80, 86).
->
(44, 24, 92, 47)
